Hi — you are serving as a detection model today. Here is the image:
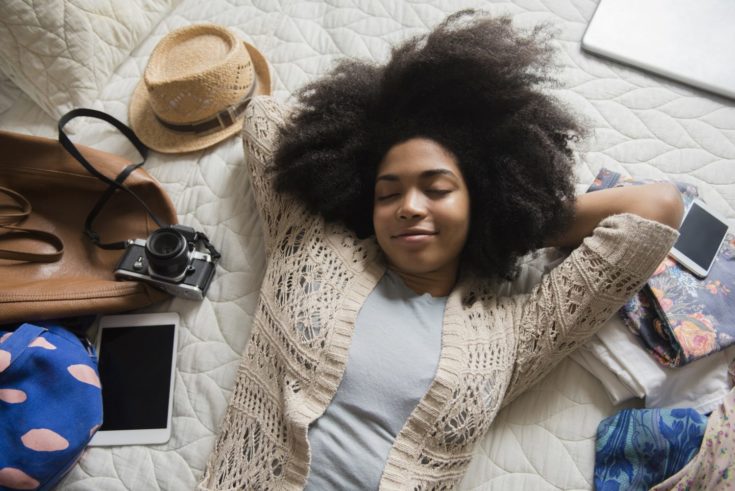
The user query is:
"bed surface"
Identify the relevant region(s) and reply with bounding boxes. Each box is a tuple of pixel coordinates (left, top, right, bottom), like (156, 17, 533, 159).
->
(1, 1, 733, 489)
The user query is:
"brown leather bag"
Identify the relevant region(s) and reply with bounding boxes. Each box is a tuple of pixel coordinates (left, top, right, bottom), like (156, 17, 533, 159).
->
(0, 111, 176, 324)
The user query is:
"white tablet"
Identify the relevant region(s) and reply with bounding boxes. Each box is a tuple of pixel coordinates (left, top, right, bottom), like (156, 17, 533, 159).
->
(89, 312, 179, 446)
(669, 199, 730, 278)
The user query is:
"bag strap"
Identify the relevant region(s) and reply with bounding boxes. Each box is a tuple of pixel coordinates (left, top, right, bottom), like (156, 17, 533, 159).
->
(0, 323, 47, 372)
(0, 186, 64, 263)
(0, 186, 31, 222)
(58, 108, 168, 250)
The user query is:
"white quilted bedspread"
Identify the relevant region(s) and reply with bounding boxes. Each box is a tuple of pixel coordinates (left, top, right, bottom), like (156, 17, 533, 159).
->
(0, 1, 733, 490)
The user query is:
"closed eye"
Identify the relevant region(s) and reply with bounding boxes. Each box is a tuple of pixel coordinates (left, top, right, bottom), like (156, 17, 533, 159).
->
(376, 193, 399, 201)
(376, 189, 451, 201)
(427, 189, 451, 196)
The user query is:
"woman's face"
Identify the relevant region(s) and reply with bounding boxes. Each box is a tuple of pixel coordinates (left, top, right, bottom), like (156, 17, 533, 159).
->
(373, 137, 471, 277)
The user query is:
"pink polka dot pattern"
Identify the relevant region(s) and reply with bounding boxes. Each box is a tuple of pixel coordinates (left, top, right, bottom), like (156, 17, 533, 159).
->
(28, 338, 56, 350)
(0, 467, 40, 489)
(21, 429, 69, 452)
(0, 350, 10, 373)
(67, 364, 101, 388)
(0, 325, 104, 489)
(0, 389, 27, 404)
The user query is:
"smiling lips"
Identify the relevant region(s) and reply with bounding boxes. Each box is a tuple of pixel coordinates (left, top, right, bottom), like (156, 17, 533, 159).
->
(392, 229, 438, 243)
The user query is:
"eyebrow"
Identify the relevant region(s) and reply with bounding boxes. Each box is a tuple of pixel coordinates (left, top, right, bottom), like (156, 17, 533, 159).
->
(375, 169, 457, 182)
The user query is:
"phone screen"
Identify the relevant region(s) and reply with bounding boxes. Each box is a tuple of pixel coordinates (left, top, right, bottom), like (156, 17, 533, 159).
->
(674, 202, 729, 270)
(97, 324, 176, 431)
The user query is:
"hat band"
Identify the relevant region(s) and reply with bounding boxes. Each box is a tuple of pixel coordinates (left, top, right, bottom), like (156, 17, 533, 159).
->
(154, 81, 257, 135)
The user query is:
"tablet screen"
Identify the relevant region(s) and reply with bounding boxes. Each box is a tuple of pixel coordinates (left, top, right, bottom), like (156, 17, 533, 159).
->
(674, 202, 729, 270)
(97, 324, 176, 431)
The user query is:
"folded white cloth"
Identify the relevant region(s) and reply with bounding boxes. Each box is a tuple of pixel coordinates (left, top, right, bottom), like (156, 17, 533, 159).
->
(572, 315, 735, 414)
(572, 343, 641, 403)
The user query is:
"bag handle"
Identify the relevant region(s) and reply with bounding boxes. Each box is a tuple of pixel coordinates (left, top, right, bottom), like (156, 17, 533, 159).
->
(0, 186, 64, 263)
(58, 108, 168, 250)
(0, 323, 47, 365)
(0, 185, 31, 221)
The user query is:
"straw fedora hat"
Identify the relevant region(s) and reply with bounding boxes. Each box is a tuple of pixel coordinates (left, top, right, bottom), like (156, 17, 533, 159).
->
(129, 24, 271, 153)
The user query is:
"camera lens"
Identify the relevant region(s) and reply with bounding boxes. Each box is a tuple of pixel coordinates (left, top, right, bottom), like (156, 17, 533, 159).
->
(145, 227, 189, 279)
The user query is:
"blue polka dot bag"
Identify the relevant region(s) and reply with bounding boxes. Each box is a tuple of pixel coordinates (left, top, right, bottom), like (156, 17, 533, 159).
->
(0, 323, 103, 490)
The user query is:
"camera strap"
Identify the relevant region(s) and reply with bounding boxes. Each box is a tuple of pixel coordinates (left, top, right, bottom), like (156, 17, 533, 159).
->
(58, 109, 222, 262)
(194, 231, 222, 262)
(58, 109, 167, 250)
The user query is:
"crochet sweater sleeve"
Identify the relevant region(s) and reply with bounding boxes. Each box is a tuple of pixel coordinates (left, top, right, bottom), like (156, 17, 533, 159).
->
(242, 96, 308, 256)
(502, 213, 679, 406)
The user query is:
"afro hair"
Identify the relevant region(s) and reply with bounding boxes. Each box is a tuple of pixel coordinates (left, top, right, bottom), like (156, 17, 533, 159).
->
(273, 10, 586, 281)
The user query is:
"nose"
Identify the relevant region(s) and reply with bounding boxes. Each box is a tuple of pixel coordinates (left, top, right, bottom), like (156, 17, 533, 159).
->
(397, 189, 426, 220)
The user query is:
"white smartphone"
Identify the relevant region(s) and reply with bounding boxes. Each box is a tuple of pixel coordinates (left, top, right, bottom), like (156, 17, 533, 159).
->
(669, 199, 730, 278)
(89, 312, 179, 446)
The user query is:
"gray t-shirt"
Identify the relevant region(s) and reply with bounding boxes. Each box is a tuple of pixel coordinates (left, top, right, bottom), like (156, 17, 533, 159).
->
(304, 269, 447, 490)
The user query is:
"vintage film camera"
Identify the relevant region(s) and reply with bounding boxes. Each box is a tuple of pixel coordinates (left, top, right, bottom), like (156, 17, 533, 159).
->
(115, 224, 218, 300)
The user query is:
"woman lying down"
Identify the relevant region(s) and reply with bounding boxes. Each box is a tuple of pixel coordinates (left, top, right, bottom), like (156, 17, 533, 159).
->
(200, 10, 684, 491)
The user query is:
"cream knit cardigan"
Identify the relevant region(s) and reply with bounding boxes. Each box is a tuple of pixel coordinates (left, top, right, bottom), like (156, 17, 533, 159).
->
(200, 96, 679, 490)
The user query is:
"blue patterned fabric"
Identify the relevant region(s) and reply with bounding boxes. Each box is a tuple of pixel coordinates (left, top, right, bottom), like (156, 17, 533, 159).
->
(0, 323, 103, 490)
(594, 407, 707, 491)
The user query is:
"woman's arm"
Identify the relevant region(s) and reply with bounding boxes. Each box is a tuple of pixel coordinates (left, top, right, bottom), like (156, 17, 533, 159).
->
(503, 211, 681, 407)
(546, 182, 685, 248)
(501, 181, 684, 407)
(243, 96, 311, 256)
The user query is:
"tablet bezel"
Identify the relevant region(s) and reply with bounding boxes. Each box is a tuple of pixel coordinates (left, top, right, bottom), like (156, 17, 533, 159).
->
(668, 199, 730, 278)
(89, 312, 179, 446)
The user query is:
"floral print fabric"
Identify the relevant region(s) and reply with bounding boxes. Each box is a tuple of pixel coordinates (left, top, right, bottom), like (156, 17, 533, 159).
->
(589, 168, 735, 367)
(643, 248, 735, 367)
(649, 386, 735, 490)
(594, 406, 708, 490)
